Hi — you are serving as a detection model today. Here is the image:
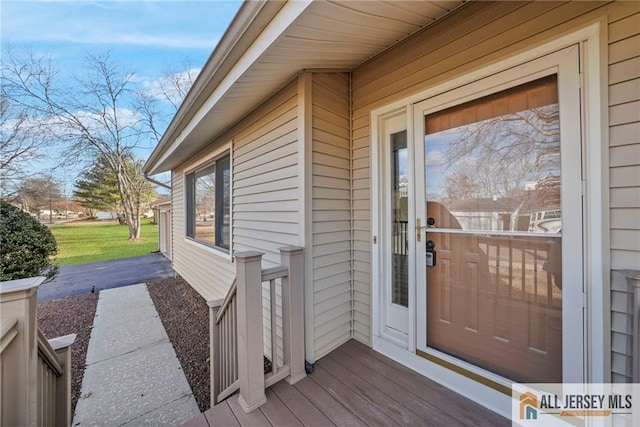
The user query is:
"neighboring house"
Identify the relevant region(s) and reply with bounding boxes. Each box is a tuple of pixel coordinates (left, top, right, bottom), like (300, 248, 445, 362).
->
(144, 1, 640, 417)
(151, 195, 172, 260)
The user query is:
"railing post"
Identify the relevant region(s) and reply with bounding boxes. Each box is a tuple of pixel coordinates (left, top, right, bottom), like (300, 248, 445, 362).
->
(207, 299, 223, 407)
(0, 277, 45, 427)
(279, 246, 306, 385)
(235, 251, 267, 412)
(50, 334, 76, 427)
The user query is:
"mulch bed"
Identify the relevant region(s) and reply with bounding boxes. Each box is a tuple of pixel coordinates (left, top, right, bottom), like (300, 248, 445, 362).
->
(37, 292, 99, 415)
(147, 276, 211, 412)
(36, 275, 263, 417)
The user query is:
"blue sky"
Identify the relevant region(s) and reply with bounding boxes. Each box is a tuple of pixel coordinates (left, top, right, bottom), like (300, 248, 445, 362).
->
(2, 1, 242, 81)
(2, 0, 242, 192)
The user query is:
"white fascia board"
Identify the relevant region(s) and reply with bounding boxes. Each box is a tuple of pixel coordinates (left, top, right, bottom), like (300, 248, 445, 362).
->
(153, 0, 313, 172)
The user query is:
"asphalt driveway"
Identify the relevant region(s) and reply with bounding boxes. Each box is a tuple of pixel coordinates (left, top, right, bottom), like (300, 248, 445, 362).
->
(38, 254, 175, 302)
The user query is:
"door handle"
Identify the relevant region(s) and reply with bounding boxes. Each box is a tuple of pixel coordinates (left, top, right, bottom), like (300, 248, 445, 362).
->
(415, 218, 431, 242)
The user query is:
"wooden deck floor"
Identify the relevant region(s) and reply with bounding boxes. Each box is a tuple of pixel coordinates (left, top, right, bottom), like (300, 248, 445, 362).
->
(184, 340, 509, 426)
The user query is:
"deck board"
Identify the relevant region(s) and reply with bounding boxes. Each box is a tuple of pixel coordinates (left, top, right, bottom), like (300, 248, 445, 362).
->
(203, 401, 238, 427)
(293, 373, 367, 427)
(260, 389, 304, 426)
(198, 339, 509, 426)
(309, 365, 399, 426)
(317, 357, 428, 426)
(343, 341, 509, 427)
(271, 381, 335, 426)
(326, 348, 464, 427)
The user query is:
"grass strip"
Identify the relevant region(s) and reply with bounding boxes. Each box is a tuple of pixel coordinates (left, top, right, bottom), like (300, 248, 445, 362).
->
(49, 221, 159, 265)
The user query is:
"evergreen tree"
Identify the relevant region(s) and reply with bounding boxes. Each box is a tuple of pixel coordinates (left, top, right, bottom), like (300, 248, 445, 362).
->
(73, 157, 120, 216)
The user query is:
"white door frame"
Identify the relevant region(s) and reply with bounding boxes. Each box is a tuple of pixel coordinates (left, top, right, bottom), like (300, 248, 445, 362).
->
(370, 22, 607, 416)
(372, 107, 416, 348)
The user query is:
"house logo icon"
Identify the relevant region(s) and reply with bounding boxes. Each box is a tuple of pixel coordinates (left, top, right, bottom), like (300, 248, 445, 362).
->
(520, 391, 538, 420)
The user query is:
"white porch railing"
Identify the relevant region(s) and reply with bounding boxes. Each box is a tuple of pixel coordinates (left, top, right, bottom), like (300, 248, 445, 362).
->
(1, 276, 76, 426)
(208, 246, 305, 412)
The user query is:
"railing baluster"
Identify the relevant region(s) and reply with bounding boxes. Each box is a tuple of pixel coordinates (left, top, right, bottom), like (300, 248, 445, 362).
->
(220, 314, 225, 391)
(232, 299, 237, 381)
(270, 279, 278, 375)
(224, 314, 229, 389)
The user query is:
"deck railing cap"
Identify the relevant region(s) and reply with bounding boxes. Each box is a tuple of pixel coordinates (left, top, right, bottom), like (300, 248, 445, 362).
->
(620, 269, 640, 287)
(0, 276, 46, 296)
(208, 298, 225, 308)
(234, 251, 265, 260)
(48, 333, 77, 351)
(278, 246, 304, 254)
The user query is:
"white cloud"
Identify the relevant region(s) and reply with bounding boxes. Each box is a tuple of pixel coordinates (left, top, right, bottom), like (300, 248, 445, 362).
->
(144, 68, 201, 104)
(53, 32, 218, 50)
(74, 108, 142, 130)
(425, 150, 445, 166)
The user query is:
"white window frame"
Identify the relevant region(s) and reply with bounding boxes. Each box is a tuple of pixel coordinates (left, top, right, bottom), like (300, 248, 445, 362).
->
(183, 142, 233, 260)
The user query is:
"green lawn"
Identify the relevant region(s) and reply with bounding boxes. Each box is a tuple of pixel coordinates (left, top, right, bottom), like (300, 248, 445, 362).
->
(49, 221, 159, 265)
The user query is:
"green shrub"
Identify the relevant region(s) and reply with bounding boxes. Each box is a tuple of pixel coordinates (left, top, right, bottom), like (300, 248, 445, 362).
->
(0, 201, 58, 281)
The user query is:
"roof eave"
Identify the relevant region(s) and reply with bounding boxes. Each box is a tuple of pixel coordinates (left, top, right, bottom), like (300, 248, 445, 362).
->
(144, 0, 285, 175)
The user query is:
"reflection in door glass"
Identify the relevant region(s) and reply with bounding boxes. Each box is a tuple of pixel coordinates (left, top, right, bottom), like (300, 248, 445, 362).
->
(424, 75, 564, 383)
(425, 75, 561, 234)
(391, 130, 408, 307)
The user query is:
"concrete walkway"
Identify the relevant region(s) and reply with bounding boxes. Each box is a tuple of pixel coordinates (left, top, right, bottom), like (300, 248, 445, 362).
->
(73, 283, 200, 426)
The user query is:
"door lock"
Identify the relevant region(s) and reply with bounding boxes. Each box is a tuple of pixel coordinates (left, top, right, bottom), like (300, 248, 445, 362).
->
(426, 240, 436, 267)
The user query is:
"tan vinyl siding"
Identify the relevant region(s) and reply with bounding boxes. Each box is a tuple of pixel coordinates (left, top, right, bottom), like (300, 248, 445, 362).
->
(352, 115, 371, 344)
(311, 72, 352, 359)
(170, 80, 300, 304)
(608, 6, 640, 383)
(233, 81, 301, 264)
(233, 81, 299, 363)
(611, 270, 634, 383)
(351, 1, 640, 356)
(609, 8, 640, 270)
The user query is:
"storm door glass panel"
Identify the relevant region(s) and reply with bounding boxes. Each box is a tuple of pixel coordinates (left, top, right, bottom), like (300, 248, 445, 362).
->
(391, 130, 408, 307)
(424, 75, 562, 383)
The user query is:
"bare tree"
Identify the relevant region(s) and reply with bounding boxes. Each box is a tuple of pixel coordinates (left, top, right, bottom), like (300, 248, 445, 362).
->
(0, 97, 47, 198)
(17, 176, 62, 219)
(438, 105, 560, 202)
(2, 49, 155, 239)
(136, 59, 199, 159)
(154, 60, 199, 110)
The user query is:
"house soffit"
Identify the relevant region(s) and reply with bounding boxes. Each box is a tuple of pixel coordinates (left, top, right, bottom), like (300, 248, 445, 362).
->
(147, 0, 464, 175)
